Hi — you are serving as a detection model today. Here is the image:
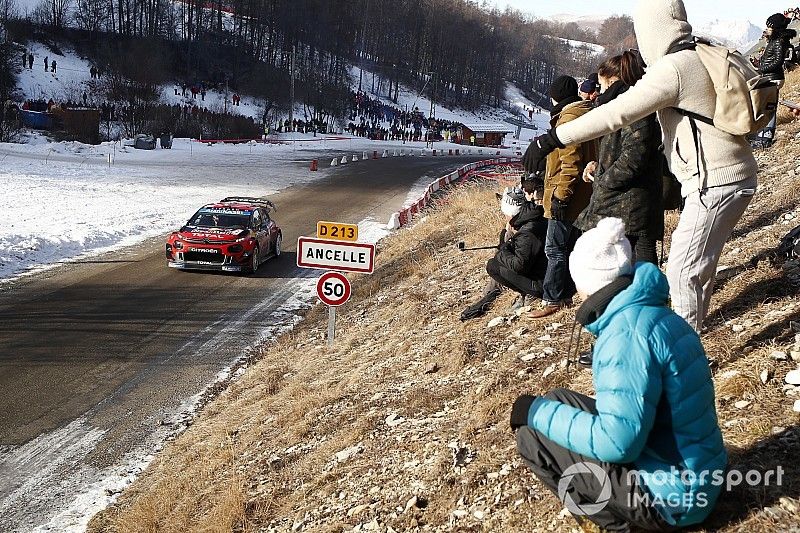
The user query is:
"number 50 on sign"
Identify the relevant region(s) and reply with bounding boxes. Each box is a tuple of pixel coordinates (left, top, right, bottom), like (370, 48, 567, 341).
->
(316, 272, 351, 307)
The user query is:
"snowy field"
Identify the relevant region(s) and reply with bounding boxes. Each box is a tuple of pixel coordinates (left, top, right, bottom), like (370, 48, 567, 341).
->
(0, 133, 517, 283)
(3, 41, 539, 283)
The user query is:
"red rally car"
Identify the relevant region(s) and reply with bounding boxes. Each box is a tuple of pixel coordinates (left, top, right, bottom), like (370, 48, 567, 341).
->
(166, 197, 282, 273)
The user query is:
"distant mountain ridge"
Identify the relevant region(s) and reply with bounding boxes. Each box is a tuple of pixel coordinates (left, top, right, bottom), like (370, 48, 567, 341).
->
(694, 19, 764, 52)
(548, 13, 608, 34)
(547, 12, 765, 53)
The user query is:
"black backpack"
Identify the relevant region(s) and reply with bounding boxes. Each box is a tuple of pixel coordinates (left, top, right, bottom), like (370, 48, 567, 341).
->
(778, 224, 800, 258)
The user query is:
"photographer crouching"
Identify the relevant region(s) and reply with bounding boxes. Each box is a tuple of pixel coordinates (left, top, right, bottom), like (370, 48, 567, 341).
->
(460, 176, 548, 321)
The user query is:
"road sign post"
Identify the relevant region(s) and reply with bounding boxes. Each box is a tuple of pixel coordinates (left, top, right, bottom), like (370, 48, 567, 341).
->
(315, 270, 353, 346)
(328, 306, 336, 347)
(299, 224, 375, 347)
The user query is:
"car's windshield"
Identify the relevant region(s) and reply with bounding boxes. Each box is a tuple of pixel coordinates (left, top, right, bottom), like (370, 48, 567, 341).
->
(187, 208, 251, 229)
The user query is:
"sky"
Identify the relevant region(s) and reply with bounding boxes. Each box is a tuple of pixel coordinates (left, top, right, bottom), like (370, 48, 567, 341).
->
(487, 0, 787, 26)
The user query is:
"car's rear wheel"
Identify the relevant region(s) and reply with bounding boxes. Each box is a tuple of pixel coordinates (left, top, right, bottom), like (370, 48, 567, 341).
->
(274, 233, 282, 257)
(250, 246, 260, 273)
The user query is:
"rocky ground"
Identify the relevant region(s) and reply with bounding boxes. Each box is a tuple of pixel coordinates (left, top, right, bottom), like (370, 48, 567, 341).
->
(90, 71, 800, 533)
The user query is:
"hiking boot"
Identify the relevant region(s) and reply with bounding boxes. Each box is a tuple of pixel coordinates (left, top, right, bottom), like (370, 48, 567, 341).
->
(578, 351, 593, 368)
(509, 294, 532, 312)
(529, 299, 572, 319)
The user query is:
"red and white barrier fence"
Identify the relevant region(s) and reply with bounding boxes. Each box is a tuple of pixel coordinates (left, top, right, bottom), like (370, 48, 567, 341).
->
(391, 158, 520, 228)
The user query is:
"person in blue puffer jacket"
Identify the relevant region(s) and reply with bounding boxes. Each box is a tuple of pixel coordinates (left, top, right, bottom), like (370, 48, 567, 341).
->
(511, 217, 727, 532)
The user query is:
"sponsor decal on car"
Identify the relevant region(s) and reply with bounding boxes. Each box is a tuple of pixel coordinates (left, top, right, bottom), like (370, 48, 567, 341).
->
(189, 248, 222, 253)
(199, 208, 252, 216)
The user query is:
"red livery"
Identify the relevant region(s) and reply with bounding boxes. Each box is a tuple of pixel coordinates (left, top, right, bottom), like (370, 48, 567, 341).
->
(166, 197, 282, 273)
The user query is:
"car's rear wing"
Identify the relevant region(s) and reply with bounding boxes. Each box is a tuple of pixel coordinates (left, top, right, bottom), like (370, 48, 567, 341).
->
(219, 197, 277, 211)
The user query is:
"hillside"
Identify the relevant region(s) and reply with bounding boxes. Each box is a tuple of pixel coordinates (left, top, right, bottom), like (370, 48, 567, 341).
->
(90, 72, 800, 532)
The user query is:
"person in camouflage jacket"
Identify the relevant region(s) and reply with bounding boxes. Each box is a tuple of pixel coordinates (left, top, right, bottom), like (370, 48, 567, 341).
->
(575, 52, 664, 264)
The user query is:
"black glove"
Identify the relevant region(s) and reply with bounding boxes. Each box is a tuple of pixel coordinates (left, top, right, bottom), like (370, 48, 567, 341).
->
(522, 130, 564, 174)
(510, 394, 537, 430)
(498, 228, 507, 248)
(521, 160, 546, 188)
(550, 197, 569, 221)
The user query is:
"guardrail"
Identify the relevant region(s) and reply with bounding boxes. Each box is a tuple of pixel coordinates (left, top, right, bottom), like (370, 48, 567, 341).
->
(392, 157, 520, 227)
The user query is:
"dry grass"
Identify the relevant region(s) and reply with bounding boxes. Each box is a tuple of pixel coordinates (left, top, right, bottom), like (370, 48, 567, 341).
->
(91, 71, 800, 533)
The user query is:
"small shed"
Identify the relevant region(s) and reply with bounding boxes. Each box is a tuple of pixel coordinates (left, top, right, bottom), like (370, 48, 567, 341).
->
(62, 108, 101, 144)
(459, 124, 513, 147)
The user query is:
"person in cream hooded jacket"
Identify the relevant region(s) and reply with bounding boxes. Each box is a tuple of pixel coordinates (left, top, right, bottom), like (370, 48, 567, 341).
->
(522, 0, 759, 331)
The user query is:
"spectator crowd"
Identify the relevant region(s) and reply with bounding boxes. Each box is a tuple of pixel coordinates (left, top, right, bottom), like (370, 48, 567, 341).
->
(455, 3, 800, 532)
(346, 90, 466, 144)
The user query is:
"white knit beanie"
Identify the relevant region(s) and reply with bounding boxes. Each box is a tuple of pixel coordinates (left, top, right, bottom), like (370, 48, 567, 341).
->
(500, 187, 526, 218)
(569, 218, 634, 297)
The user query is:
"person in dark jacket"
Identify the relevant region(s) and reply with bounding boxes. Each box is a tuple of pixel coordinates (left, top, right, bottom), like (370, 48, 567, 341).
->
(759, 13, 796, 83)
(577, 51, 664, 264)
(512, 217, 726, 532)
(460, 180, 548, 321)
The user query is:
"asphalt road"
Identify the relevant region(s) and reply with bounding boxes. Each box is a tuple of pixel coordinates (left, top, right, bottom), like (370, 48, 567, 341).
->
(0, 155, 480, 531)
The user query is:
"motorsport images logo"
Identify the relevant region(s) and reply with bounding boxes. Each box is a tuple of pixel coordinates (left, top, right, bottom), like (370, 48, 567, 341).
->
(557, 461, 785, 516)
(557, 462, 612, 515)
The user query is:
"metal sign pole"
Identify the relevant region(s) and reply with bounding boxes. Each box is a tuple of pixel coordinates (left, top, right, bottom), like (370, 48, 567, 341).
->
(327, 305, 336, 347)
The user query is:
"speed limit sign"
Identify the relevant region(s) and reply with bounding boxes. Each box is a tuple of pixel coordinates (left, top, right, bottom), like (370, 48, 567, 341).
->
(316, 272, 351, 307)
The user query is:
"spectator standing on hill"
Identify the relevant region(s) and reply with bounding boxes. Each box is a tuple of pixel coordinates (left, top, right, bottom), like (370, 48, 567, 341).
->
(753, 13, 797, 146)
(512, 217, 726, 532)
(529, 75, 598, 319)
(759, 13, 795, 84)
(51, 61, 57, 75)
(43, 56, 48, 72)
(577, 51, 664, 265)
(28, 53, 33, 69)
(461, 179, 549, 321)
(522, 0, 759, 332)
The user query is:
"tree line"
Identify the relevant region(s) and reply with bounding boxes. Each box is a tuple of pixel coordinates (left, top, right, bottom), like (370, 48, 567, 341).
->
(2, 0, 635, 124)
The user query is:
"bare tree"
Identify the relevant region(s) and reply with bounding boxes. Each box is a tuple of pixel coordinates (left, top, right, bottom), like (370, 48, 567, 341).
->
(74, 0, 107, 32)
(0, 0, 18, 24)
(33, 0, 72, 28)
(598, 15, 637, 56)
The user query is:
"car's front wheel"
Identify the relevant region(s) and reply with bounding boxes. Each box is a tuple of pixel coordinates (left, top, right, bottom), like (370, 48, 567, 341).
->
(274, 233, 282, 257)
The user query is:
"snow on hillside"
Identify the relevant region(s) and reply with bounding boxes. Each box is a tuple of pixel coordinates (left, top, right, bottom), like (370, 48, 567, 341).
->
(349, 66, 549, 142)
(545, 35, 606, 56)
(15, 40, 266, 121)
(17, 41, 94, 102)
(695, 19, 764, 52)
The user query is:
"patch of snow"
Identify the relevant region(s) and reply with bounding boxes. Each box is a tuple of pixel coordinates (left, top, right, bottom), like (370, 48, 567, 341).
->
(0, 132, 513, 283)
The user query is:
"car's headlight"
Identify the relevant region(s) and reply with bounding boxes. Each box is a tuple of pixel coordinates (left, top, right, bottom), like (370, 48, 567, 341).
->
(174, 241, 184, 250)
(228, 244, 243, 253)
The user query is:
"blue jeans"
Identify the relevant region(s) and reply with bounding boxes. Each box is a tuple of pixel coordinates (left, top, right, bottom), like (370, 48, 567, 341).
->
(543, 220, 579, 303)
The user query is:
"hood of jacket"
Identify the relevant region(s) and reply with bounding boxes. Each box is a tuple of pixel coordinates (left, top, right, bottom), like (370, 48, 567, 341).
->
(511, 202, 545, 231)
(585, 262, 669, 337)
(633, 0, 693, 67)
